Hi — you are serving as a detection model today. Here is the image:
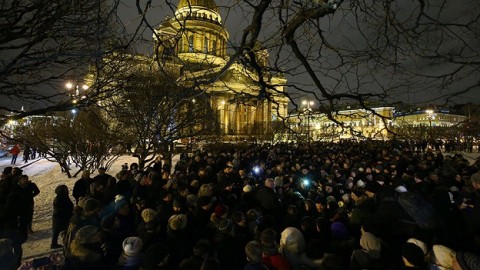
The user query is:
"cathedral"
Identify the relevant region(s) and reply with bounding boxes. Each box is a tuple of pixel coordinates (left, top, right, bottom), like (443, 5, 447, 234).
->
(152, 0, 289, 141)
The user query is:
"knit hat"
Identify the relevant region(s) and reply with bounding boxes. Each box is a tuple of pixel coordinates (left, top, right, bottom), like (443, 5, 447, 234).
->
(431, 245, 455, 269)
(122, 237, 143, 256)
(356, 180, 366, 188)
(141, 208, 158, 223)
(456, 251, 480, 270)
(360, 232, 381, 259)
(402, 242, 425, 267)
(214, 204, 228, 219)
(75, 225, 100, 244)
(83, 198, 101, 215)
(2, 167, 12, 175)
(115, 199, 128, 213)
(331, 222, 349, 240)
(168, 214, 187, 231)
(172, 199, 182, 208)
(245, 241, 263, 264)
(243, 184, 253, 193)
(218, 219, 234, 235)
(406, 238, 428, 255)
(55, 185, 68, 196)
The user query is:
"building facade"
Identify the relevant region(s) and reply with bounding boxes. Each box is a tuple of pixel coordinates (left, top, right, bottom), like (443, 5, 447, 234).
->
(152, 0, 289, 140)
(286, 106, 468, 142)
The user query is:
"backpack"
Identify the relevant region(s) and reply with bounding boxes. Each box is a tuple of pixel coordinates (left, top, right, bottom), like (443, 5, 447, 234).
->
(397, 192, 438, 230)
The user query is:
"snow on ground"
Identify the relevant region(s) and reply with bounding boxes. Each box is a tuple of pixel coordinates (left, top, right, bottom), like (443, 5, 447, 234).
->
(0, 155, 137, 261)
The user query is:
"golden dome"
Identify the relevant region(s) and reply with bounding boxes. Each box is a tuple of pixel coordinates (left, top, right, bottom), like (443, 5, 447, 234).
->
(177, 0, 218, 12)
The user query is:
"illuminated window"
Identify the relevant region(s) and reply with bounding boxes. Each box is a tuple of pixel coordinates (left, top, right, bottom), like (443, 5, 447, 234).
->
(188, 35, 194, 52)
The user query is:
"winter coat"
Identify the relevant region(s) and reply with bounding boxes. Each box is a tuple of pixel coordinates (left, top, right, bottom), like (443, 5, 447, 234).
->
(116, 252, 144, 270)
(53, 194, 74, 231)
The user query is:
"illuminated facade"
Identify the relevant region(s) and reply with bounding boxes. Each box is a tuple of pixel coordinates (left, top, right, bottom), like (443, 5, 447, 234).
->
(393, 109, 467, 127)
(152, 0, 289, 140)
(287, 107, 468, 142)
(287, 106, 394, 142)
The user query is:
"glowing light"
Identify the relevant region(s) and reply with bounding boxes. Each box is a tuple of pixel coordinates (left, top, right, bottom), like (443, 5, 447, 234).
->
(65, 82, 73, 89)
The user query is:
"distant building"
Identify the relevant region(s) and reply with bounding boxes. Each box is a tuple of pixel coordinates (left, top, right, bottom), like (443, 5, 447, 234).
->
(286, 106, 394, 142)
(284, 106, 468, 142)
(393, 108, 468, 127)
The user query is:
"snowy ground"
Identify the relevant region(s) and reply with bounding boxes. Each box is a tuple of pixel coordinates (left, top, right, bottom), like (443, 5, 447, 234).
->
(0, 155, 138, 261)
(0, 150, 478, 261)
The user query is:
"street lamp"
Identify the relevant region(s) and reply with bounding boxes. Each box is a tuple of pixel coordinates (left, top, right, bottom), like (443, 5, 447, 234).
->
(302, 100, 315, 143)
(65, 81, 89, 102)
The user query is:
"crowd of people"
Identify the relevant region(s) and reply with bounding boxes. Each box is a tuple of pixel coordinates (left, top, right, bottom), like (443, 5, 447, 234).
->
(1, 140, 480, 270)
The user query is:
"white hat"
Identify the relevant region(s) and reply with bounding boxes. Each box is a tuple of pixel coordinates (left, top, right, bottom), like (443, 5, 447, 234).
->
(395, 186, 408, 193)
(356, 180, 366, 188)
(122, 237, 143, 256)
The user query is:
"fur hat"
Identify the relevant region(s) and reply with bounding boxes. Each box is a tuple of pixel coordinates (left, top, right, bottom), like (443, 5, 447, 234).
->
(83, 198, 101, 215)
(168, 214, 187, 231)
(75, 225, 100, 244)
(122, 237, 143, 256)
(431, 245, 455, 269)
(456, 251, 480, 270)
(402, 242, 425, 267)
(141, 208, 158, 223)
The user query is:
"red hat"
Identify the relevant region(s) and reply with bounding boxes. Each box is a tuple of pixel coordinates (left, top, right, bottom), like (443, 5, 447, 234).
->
(214, 204, 228, 218)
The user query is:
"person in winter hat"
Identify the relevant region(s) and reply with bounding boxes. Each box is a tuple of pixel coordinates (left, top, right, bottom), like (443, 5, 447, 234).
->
(429, 245, 455, 270)
(67, 225, 106, 270)
(401, 242, 426, 269)
(278, 227, 321, 269)
(51, 184, 73, 249)
(350, 231, 383, 270)
(117, 237, 144, 269)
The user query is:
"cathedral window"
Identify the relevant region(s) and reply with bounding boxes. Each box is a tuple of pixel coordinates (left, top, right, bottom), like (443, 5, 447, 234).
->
(204, 37, 209, 53)
(188, 35, 194, 52)
(212, 40, 217, 55)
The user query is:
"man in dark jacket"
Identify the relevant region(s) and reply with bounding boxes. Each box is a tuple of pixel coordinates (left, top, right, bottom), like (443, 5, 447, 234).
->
(256, 178, 282, 223)
(73, 171, 93, 205)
